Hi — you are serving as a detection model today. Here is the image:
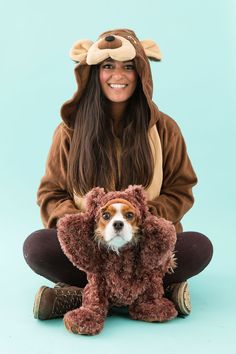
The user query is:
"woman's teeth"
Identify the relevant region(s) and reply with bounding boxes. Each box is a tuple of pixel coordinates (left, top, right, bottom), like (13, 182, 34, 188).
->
(109, 84, 127, 88)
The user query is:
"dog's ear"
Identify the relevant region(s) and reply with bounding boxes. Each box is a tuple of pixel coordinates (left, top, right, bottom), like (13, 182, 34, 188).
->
(85, 187, 106, 216)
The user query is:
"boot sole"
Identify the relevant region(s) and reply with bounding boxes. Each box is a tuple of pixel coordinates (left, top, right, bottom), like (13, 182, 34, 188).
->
(175, 282, 192, 315)
(33, 286, 48, 319)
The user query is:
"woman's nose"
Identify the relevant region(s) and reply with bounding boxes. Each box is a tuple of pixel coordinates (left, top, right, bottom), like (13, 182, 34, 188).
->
(111, 68, 125, 80)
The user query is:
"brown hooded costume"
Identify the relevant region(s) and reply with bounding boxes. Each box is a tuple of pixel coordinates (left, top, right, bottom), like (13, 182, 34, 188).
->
(37, 28, 197, 233)
(57, 185, 178, 335)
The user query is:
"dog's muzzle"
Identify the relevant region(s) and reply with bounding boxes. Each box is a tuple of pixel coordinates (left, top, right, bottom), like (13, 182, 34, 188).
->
(113, 221, 124, 231)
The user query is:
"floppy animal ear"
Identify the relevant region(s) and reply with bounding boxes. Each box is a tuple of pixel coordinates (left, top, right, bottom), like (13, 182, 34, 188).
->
(69, 39, 94, 62)
(140, 40, 162, 61)
(85, 187, 106, 215)
(125, 185, 148, 205)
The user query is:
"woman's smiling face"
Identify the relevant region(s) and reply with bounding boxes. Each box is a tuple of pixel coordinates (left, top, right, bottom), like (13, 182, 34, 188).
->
(99, 59, 138, 103)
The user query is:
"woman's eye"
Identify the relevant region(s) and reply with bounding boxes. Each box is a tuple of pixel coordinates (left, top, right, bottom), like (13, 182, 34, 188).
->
(125, 64, 134, 70)
(102, 212, 111, 220)
(125, 212, 134, 220)
(102, 63, 113, 69)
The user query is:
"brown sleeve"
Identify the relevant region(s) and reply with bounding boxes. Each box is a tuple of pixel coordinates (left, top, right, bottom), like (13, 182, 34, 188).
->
(148, 120, 198, 229)
(37, 123, 79, 228)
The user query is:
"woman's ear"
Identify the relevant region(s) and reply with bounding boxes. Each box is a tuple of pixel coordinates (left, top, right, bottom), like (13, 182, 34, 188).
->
(140, 40, 162, 61)
(69, 39, 94, 62)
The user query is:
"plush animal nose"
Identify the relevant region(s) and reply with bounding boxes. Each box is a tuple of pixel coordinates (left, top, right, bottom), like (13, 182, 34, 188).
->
(113, 221, 124, 231)
(98, 35, 122, 50)
(105, 35, 115, 42)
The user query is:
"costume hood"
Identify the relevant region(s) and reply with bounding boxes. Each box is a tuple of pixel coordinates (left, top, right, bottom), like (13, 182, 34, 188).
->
(60, 28, 162, 129)
(85, 184, 150, 223)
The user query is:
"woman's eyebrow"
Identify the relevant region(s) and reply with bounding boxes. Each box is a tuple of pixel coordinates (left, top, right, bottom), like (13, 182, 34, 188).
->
(102, 59, 134, 64)
(103, 58, 114, 62)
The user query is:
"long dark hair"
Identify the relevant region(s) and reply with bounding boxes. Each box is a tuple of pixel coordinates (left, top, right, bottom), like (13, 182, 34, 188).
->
(67, 64, 154, 195)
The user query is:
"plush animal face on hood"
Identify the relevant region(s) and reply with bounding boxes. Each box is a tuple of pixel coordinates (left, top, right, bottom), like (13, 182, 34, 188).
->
(60, 28, 162, 129)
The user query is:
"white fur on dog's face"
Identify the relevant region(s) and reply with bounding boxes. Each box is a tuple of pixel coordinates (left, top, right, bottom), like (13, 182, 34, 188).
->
(95, 201, 140, 254)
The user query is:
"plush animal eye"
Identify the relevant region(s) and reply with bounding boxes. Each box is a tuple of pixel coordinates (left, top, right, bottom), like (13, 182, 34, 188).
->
(102, 212, 111, 220)
(125, 212, 134, 220)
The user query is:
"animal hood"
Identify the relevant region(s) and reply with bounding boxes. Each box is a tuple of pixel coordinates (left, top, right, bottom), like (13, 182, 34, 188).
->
(60, 28, 162, 129)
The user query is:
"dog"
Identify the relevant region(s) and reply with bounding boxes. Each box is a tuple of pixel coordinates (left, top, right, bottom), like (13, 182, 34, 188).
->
(57, 185, 178, 335)
(94, 198, 141, 254)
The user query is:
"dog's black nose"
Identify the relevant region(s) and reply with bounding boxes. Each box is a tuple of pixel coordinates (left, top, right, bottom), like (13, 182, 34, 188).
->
(113, 221, 124, 231)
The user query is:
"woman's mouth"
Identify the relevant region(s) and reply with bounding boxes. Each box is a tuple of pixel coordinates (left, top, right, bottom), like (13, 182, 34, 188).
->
(108, 84, 128, 89)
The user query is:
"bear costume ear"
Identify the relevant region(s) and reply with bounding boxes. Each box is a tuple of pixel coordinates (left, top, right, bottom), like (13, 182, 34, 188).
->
(125, 185, 148, 208)
(85, 187, 106, 215)
(140, 40, 162, 61)
(69, 39, 94, 63)
(125, 184, 147, 198)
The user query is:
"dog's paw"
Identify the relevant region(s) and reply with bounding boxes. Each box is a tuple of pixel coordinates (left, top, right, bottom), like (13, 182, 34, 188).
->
(64, 307, 105, 335)
(129, 298, 178, 322)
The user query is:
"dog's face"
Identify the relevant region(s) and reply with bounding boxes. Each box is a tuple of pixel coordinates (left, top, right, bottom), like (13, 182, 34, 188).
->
(95, 198, 141, 254)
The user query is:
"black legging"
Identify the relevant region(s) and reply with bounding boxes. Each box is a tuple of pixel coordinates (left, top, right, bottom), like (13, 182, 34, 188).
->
(23, 229, 213, 288)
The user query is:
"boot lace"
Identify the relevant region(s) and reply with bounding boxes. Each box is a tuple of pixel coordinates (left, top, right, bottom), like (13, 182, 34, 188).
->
(52, 288, 83, 316)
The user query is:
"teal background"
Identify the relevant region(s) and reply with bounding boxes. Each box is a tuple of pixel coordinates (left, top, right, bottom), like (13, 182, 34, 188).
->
(1, 0, 235, 353)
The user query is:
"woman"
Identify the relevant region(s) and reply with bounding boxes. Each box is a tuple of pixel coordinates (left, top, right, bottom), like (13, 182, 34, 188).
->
(23, 28, 213, 320)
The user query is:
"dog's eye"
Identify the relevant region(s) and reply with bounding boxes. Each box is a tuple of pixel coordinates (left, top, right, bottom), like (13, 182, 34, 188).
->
(125, 212, 134, 220)
(102, 212, 111, 220)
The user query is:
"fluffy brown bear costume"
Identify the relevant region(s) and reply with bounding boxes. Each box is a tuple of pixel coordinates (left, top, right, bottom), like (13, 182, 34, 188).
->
(57, 185, 178, 335)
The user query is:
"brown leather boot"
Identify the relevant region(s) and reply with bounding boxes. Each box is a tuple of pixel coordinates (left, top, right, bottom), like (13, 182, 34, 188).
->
(33, 283, 83, 320)
(165, 281, 192, 316)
